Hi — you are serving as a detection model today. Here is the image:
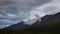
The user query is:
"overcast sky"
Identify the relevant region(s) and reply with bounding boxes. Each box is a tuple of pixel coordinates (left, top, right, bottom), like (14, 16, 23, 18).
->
(0, 0, 60, 28)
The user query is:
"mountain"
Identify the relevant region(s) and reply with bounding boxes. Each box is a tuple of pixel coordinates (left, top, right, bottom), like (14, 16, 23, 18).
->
(4, 13, 60, 31)
(41, 13, 60, 22)
(23, 13, 60, 31)
(26, 13, 60, 27)
(4, 21, 29, 29)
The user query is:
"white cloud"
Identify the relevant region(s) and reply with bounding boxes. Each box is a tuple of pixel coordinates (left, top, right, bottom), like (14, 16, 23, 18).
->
(6, 25, 10, 27)
(32, 0, 60, 16)
(24, 0, 60, 25)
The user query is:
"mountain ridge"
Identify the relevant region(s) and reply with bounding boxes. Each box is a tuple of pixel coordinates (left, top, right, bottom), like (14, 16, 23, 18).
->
(4, 12, 60, 30)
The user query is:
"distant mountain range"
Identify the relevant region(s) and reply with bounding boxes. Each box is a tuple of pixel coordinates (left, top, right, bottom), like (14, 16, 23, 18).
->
(4, 13, 60, 31)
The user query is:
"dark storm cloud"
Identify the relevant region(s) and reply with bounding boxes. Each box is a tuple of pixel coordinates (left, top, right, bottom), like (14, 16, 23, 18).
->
(0, 0, 52, 15)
